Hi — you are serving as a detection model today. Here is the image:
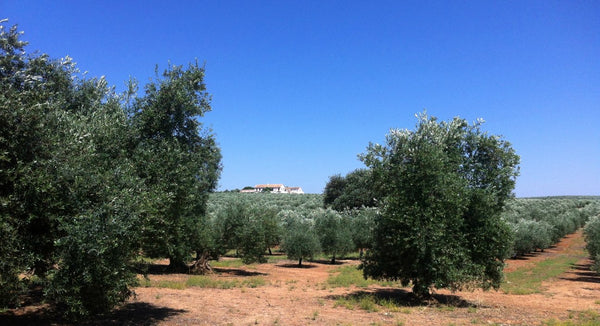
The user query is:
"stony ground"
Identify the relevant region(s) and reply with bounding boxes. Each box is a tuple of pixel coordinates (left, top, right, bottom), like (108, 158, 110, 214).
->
(3, 230, 599, 325)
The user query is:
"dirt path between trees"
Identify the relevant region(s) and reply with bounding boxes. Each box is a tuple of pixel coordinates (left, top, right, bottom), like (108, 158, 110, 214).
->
(4, 230, 599, 325)
(129, 230, 599, 325)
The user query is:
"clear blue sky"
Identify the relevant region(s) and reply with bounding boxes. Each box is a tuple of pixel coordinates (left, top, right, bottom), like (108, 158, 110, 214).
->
(4, 1, 599, 196)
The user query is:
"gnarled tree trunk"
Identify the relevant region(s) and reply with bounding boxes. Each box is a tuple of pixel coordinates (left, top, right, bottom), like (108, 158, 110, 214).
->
(190, 250, 212, 274)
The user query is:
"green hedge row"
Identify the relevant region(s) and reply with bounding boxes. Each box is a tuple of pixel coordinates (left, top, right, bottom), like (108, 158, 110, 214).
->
(584, 215, 600, 273)
(503, 197, 600, 256)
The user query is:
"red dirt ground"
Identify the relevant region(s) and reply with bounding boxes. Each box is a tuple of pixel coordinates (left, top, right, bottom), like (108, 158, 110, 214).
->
(3, 230, 599, 325)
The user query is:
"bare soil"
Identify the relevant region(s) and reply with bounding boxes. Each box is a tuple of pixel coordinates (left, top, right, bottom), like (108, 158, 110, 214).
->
(3, 230, 599, 325)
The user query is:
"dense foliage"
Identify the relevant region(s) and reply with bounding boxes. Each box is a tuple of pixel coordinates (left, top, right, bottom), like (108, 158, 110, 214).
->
(503, 198, 600, 256)
(323, 169, 379, 210)
(208, 193, 321, 265)
(206, 193, 369, 266)
(314, 209, 354, 263)
(0, 22, 220, 319)
(130, 61, 221, 271)
(359, 113, 520, 297)
(211, 201, 279, 264)
(584, 213, 600, 273)
(280, 210, 321, 266)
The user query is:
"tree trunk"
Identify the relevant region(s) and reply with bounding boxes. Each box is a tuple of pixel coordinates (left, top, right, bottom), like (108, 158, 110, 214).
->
(190, 250, 212, 274)
(331, 254, 336, 264)
(412, 281, 432, 299)
(268, 247, 272, 255)
(298, 257, 303, 267)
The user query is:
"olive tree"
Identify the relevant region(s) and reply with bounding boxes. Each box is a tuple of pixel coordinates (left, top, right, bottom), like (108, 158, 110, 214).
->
(346, 208, 377, 258)
(280, 212, 321, 267)
(324, 169, 379, 211)
(584, 215, 600, 272)
(360, 113, 519, 298)
(314, 209, 354, 263)
(0, 22, 39, 306)
(0, 22, 75, 282)
(323, 174, 346, 207)
(130, 62, 221, 271)
(0, 21, 221, 318)
(44, 91, 144, 320)
(0, 20, 144, 319)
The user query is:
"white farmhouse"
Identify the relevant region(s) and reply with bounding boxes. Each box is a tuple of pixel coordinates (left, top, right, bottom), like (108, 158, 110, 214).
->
(254, 184, 287, 193)
(285, 186, 304, 194)
(243, 184, 304, 194)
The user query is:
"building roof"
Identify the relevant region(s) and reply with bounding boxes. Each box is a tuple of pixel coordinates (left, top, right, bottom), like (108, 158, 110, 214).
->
(254, 184, 284, 188)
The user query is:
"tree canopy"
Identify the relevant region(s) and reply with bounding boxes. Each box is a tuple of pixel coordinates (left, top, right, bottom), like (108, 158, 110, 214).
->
(360, 113, 520, 297)
(0, 21, 221, 319)
(314, 209, 354, 263)
(280, 211, 321, 266)
(130, 62, 221, 270)
(323, 169, 379, 211)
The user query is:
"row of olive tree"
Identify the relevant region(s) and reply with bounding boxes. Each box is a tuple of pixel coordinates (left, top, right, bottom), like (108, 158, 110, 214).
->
(281, 208, 376, 266)
(584, 214, 600, 273)
(0, 21, 221, 320)
(208, 192, 324, 213)
(207, 195, 377, 266)
(504, 198, 600, 256)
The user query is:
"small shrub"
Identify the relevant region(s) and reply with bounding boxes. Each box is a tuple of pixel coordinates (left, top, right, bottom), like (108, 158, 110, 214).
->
(379, 298, 403, 312)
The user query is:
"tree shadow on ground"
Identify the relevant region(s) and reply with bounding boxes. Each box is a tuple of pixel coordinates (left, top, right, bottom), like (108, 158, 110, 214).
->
(212, 268, 266, 276)
(326, 288, 484, 308)
(0, 301, 185, 326)
(560, 263, 600, 284)
(85, 302, 186, 326)
(136, 262, 268, 277)
(312, 259, 344, 265)
(509, 245, 559, 260)
(134, 262, 172, 275)
(278, 263, 318, 269)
